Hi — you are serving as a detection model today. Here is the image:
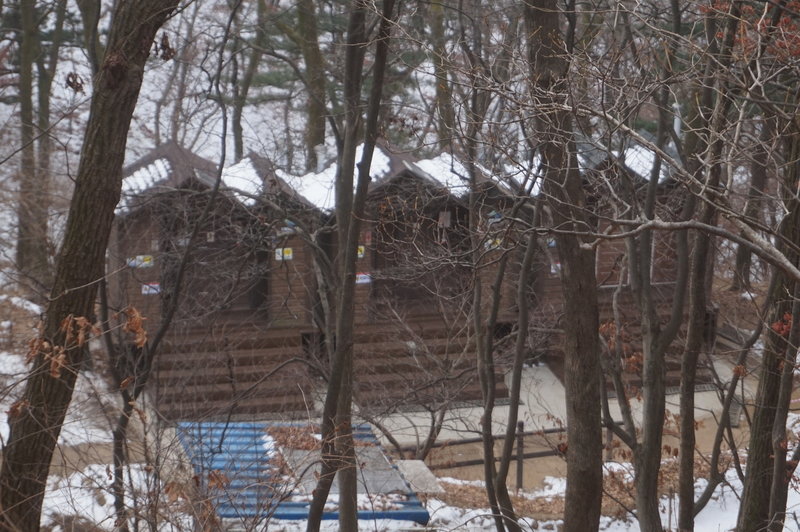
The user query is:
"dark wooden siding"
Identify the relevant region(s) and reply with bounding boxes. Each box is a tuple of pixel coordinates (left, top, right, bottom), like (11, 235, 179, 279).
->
(111, 214, 163, 325)
(153, 323, 313, 420)
(268, 232, 315, 326)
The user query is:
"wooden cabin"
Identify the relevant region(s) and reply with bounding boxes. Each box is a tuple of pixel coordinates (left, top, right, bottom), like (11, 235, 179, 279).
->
(533, 140, 713, 389)
(111, 145, 514, 421)
(110, 139, 707, 423)
(352, 156, 512, 408)
(110, 144, 318, 420)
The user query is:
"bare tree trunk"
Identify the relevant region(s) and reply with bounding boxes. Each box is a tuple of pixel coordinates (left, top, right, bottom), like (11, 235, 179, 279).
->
(494, 230, 538, 530)
(673, 6, 742, 528)
(676, 66, 732, 532)
(75, 0, 103, 75)
(307, 5, 370, 526)
(275, 0, 328, 171)
(468, 181, 509, 531)
(297, 0, 326, 171)
(677, 206, 714, 532)
(730, 117, 772, 292)
(525, 2, 602, 531)
(430, 0, 454, 148)
(0, 3, 179, 530)
(737, 274, 797, 531)
(306, 2, 397, 530)
(16, 0, 50, 298)
(33, 0, 67, 281)
(737, 128, 800, 532)
(231, 0, 267, 162)
(767, 291, 800, 532)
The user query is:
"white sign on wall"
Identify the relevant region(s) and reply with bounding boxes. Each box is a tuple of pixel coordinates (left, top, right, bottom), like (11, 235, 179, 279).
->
(275, 248, 293, 261)
(127, 255, 154, 268)
(141, 282, 160, 295)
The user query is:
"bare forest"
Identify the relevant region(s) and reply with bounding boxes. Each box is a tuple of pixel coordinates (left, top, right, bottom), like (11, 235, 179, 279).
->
(1, 1, 800, 531)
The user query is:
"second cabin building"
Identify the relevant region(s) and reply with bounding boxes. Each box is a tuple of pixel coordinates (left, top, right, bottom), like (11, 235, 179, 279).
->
(109, 141, 704, 422)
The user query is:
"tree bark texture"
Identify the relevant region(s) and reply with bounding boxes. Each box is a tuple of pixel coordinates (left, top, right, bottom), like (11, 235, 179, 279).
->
(525, 3, 602, 531)
(0, 3, 179, 530)
(232, 0, 268, 162)
(297, 0, 327, 171)
(306, 1, 396, 530)
(677, 215, 713, 532)
(16, 0, 51, 297)
(730, 117, 772, 292)
(737, 130, 800, 532)
(430, 0, 454, 148)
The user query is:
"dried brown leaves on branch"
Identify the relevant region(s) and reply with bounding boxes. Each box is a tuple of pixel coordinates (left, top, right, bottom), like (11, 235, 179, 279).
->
(60, 314, 99, 349)
(155, 33, 176, 61)
(267, 424, 321, 451)
(65, 72, 85, 93)
(23, 315, 99, 378)
(118, 306, 148, 347)
(207, 470, 230, 490)
(437, 455, 733, 521)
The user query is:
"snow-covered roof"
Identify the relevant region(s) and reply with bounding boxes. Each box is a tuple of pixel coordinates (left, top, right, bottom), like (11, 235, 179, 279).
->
(122, 158, 172, 196)
(406, 152, 540, 200)
(276, 145, 394, 211)
(616, 143, 675, 184)
(120, 144, 546, 215)
(407, 153, 471, 197)
(221, 157, 262, 205)
(119, 143, 221, 214)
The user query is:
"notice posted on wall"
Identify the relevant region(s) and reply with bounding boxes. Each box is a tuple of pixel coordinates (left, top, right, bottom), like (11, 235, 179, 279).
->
(275, 247, 293, 261)
(141, 282, 160, 295)
(127, 255, 154, 268)
(355, 272, 371, 284)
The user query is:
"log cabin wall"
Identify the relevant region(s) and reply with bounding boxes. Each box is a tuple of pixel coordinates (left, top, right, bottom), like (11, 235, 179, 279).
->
(154, 323, 314, 420)
(352, 228, 374, 324)
(268, 230, 316, 327)
(536, 213, 707, 390)
(348, 174, 510, 409)
(365, 172, 470, 323)
(114, 150, 516, 420)
(110, 212, 164, 326)
(474, 204, 525, 326)
(112, 154, 319, 420)
(146, 217, 318, 420)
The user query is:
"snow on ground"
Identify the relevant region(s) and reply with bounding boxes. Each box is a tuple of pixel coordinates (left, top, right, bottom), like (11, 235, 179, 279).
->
(0, 294, 44, 315)
(0, 302, 794, 531)
(39, 463, 796, 531)
(57, 371, 115, 446)
(42, 463, 192, 531)
(0, 350, 114, 445)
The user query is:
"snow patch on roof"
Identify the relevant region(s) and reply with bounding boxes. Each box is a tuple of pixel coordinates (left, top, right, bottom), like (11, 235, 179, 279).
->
(279, 145, 393, 211)
(118, 158, 174, 213)
(616, 144, 674, 183)
(410, 153, 535, 198)
(277, 165, 337, 211)
(409, 153, 470, 196)
(123, 158, 172, 195)
(222, 157, 262, 204)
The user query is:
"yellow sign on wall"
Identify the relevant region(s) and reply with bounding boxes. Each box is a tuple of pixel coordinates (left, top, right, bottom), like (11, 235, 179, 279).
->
(275, 247, 293, 261)
(127, 255, 154, 268)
